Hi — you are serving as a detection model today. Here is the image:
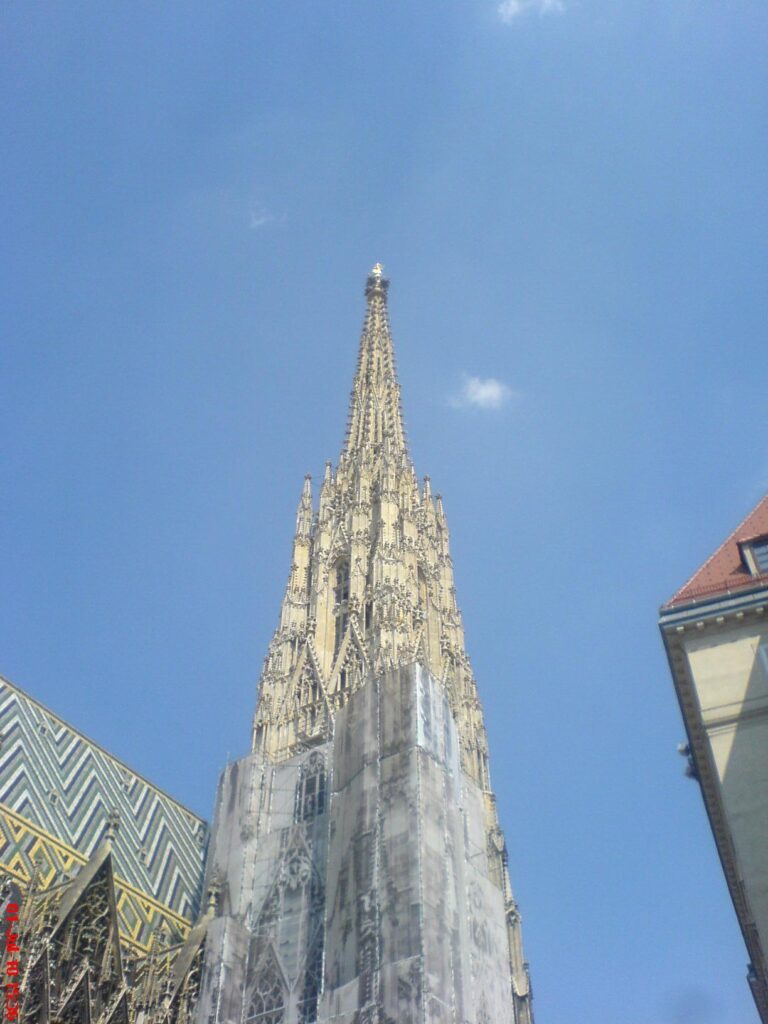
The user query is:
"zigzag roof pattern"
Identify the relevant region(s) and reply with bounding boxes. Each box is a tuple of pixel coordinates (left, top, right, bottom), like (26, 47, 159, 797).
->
(0, 674, 208, 927)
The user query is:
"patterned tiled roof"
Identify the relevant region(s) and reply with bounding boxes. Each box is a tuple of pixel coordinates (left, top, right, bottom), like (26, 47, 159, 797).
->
(0, 674, 209, 949)
(664, 494, 768, 608)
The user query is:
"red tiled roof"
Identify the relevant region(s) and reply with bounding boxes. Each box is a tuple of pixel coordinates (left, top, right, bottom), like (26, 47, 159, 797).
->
(664, 494, 768, 608)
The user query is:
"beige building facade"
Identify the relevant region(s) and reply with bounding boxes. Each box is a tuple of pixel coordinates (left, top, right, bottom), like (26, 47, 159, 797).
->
(660, 496, 768, 1021)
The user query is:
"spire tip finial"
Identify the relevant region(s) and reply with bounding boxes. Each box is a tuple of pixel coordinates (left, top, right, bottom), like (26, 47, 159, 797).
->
(365, 263, 389, 299)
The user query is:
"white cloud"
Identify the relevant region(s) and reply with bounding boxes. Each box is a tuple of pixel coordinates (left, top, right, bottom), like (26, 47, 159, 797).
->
(248, 205, 273, 229)
(497, 0, 565, 22)
(450, 375, 517, 411)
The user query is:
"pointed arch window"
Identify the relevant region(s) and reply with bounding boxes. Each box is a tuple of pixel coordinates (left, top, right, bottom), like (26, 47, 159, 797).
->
(247, 963, 285, 1024)
(300, 666, 321, 708)
(334, 559, 350, 605)
(333, 559, 350, 657)
(295, 753, 327, 823)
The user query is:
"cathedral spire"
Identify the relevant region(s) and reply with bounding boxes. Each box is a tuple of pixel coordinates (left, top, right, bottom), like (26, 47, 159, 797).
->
(236, 267, 535, 1024)
(343, 263, 407, 459)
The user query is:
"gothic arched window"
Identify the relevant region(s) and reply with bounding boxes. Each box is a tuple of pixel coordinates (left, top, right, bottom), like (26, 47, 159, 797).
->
(334, 559, 350, 605)
(300, 668, 320, 708)
(333, 559, 350, 657)
(294, 754, 327, 824)
(247, 959, 285, 1024)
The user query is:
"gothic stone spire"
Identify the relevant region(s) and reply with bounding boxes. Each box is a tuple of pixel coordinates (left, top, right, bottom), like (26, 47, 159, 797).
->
(252, 268, 484, 776)
(200, 267, 534, 1024)
(343, 263, 407, 460)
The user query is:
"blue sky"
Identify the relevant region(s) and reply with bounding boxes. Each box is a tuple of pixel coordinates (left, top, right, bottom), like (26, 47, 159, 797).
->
(2, 3, 767, 1021)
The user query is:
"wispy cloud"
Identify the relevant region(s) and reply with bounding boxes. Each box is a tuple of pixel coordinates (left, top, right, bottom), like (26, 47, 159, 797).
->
(450, 375, 518, 411)
(497, 0, 565, 22)
(248, 205, 273, 230)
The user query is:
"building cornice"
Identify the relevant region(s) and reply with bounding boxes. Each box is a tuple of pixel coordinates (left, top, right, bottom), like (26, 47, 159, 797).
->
(659, 587, 767, 632)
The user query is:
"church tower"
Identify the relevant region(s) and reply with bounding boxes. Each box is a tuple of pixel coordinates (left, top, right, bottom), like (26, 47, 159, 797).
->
(196, 266, 534, 1024)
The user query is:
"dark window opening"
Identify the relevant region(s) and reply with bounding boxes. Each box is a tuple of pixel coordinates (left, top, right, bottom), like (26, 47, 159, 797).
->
(334, 560, 350, 606)
(754, 539, 768, 574)
(295, 755, 327, 823)
(333, 559, 350, 658)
